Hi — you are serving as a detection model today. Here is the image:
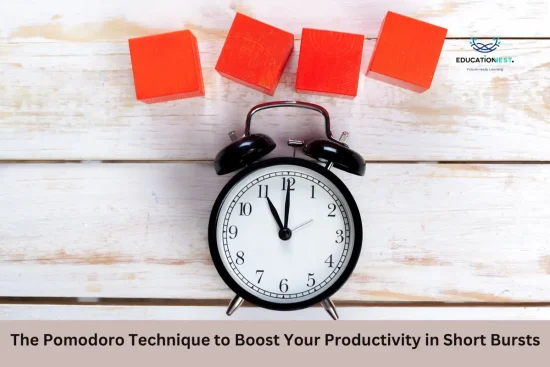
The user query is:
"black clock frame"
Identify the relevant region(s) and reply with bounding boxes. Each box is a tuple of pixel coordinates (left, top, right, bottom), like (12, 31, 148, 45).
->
(208, 156, 363, 312)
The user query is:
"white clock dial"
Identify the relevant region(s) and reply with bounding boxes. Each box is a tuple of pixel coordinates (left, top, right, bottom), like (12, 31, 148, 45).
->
(214, 163, 357, 304)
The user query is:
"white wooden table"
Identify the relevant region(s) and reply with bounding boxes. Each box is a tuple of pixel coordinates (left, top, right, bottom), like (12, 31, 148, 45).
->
(1, 0, 550, 320)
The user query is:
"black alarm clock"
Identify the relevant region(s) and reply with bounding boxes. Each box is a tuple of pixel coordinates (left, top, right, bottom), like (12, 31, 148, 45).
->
(208, 101, 365, 320)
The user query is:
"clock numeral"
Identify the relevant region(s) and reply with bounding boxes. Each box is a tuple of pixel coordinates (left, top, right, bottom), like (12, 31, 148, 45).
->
(335, 229, 344, 244)
(307, 273, 316, 287)
(279, 278, 289, 293)
(258, 185, 269, 198)
(281, 177, 295, 191)
(228, 225, 238, 239)
(239, 202, 252, 216)
(235, 251, 245, 265)
(325, 254, 334, 268)
(328, 203, 337, 217)
(311, 185, 315, 199)
(256, 270, 264, 283)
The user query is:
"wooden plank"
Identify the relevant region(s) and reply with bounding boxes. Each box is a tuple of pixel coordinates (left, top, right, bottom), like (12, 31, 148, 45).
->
(1, 162, 550, 302)
(1, 0, 548, 40)
(2, 305, 549, 320)
(1, 39, 549, 161)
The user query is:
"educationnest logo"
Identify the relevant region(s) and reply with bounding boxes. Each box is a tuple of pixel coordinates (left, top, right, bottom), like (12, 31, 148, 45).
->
(456, 37, 515, 72)
(470, 37, 500, 53)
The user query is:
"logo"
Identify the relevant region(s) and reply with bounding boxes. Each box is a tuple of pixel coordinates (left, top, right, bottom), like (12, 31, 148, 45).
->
(455, 37, 514, 71)
(470, 37, 501, 53)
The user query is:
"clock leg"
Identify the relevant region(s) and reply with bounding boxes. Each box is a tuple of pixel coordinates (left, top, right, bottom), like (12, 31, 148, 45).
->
(325, 132, 350, 171)
(226, 295, 244, 316)
(321, 298, 339, 320)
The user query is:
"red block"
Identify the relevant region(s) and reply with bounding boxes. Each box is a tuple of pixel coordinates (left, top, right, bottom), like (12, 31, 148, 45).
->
(295, 28, 364, 99)
(215, 13, 294, 96)
(366, 11, 447, 93)
(129, 30, 205, 103)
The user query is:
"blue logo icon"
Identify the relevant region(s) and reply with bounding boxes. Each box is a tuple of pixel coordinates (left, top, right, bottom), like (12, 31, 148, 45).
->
(470, 38, 501, 53)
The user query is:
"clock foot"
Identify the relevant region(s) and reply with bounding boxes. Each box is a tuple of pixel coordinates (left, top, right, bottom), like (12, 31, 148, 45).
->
(226, 295, 244, 316)
(321, 298, 339, 320)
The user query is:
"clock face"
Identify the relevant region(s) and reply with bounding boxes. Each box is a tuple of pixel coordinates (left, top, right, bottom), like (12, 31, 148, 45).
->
(209, 157, 362, 311)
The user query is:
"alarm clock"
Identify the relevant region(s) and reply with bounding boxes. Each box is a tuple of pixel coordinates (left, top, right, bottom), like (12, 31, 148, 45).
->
(208, 101, 365, 320)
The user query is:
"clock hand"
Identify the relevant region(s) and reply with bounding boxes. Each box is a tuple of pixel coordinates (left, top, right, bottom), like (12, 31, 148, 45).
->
(283, 180, 291, 229)
(266, 196, 284, 231)
(290, 219, 313, 233)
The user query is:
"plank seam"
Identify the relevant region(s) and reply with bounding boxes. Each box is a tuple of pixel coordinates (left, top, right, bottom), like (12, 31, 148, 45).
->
(1, 297, 549, 308)
(5, 160, 550, 165)
(2, 37, 550, 44)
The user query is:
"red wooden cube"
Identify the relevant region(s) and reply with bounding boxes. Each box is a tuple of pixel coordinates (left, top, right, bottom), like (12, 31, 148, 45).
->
(215, 13, 294, 96)
(295, 28, 364, 99)
(129, 30, 205, 103)
(366, 11, 447, 93)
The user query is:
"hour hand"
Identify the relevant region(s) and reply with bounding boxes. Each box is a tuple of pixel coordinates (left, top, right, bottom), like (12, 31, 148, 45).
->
(266, 197, 284, 231)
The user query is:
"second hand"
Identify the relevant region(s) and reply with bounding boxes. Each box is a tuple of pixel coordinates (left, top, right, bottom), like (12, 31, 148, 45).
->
(290, 219, 314, 233)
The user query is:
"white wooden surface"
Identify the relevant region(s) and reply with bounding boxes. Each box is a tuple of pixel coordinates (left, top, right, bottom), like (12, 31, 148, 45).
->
(1, 0, 550, 319)
(1, 163, 550, 302)
(1, 0, 548, 40)
(2, 305, 550, 320)
(2, 39, 549, 161)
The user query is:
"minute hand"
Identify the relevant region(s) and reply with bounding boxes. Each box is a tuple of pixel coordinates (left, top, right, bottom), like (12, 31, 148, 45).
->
(283, 181, 291, 229)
